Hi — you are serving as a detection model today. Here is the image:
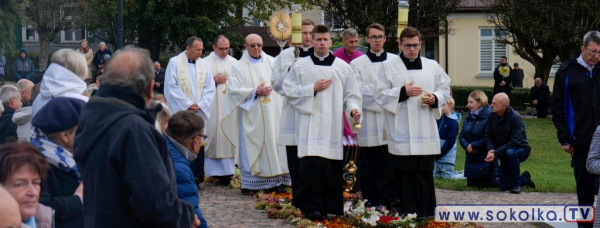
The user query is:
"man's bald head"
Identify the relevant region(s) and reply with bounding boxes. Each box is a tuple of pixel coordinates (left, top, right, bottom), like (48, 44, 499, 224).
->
(244, 34, 263, 59)
(491, 93, 510, 115)
(15, 79, 34, 104)
(535, 78, 542, 87)
(102, 46, 155, 103)
(0, 186, 21, 228)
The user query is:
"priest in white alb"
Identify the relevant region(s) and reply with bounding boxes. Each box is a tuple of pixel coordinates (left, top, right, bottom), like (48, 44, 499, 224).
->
(164, 36, 216, 185)
(203, 35, 238, 186)
(271, 19, 314, 200)
(221, 34, 290, 194)
(349, 23, 391, 207)
(283, 25, 362, 220)
(374, 27, 451, 218)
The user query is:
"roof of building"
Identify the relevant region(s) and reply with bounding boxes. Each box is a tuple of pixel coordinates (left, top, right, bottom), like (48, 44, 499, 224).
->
(456, 0, 489, 12)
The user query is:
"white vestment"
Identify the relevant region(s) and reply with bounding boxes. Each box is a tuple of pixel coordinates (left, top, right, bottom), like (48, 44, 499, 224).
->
(164, 51, 215, 121)
(374, 55, 451, 156)
(221, 51, 289, 181)
(350, 52, 388, 147)
(272, 47, 311, 146)
(283, 53, 362, 160)
(203, 52, 238, 177)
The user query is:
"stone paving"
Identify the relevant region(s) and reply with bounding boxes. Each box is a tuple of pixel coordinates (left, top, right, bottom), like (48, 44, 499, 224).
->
(200, 184, 578, 228)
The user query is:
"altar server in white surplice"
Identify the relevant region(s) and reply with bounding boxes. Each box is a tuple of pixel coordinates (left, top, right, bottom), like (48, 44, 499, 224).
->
(221, 34, 290, 193)
(348, 23, 391, 207)
(283, 25, 362, 220)
(164, 36, 216, 185)
(374, 27, 451, 218)
(203, 35, 238, 186)
(271, 19, 315, 201)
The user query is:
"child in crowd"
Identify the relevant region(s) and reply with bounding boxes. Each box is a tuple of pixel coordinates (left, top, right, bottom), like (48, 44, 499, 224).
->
(434, 98, 465, 179)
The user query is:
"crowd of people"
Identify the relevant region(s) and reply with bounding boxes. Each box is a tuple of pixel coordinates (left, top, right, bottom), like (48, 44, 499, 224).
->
(0, 22, 598, 228)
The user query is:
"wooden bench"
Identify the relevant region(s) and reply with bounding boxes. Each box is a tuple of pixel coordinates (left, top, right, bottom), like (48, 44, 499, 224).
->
(524, 103, 536, 118)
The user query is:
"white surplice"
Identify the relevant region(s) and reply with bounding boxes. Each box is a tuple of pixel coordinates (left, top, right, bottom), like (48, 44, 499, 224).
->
(272, 47, 311, 146)
(203, 52, 238, 177)
(221, 51, 289, 179)
(374, 55, 451, 156)
(164, 51, 216, 121)
(283, 53, 362, 160)
(349, 52, 388, 147)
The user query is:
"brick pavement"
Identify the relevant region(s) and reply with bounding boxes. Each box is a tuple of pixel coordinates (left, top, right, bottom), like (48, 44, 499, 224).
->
(200, 184, 578, 227)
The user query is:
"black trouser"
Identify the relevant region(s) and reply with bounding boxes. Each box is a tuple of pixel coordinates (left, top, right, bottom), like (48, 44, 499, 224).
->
(359, 145, 389, 206)
(293, 156, 344, 216)
(286, 145, 300, 203)
(535, 101, 549, 118)
(379, 154, 436, 217)
(573, 143, 598, 228)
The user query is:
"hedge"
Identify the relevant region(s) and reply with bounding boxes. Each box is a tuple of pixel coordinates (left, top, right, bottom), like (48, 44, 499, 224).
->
(2, 50, 53, 82)
(452, 86, 543, 112)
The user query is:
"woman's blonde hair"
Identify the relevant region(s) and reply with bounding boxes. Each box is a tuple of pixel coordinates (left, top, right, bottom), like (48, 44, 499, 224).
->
(51, 49, 89, 80)
(155, 102, 171, 133)
(469, 90, 489, 107)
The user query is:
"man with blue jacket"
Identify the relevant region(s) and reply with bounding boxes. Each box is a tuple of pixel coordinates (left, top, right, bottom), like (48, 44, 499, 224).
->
(13, 49, 35, 80)
(165, 110, 208, 228)
(484, 93, 535, 194)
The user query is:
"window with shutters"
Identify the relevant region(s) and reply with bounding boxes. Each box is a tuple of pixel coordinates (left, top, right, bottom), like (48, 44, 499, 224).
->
(478, 28, 507, 77)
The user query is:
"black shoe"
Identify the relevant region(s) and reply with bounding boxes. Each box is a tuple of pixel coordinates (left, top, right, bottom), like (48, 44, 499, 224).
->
(510, 186, 522, 194)
(307, 211, 325, 221)
(275, 185, 288, 193)
(521, 170, 536, 189)
(218, 175, 232, 186)
(241, 188, 257, 195)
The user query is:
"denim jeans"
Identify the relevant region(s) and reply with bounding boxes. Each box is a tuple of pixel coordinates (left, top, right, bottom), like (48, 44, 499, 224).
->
(433, 160, 459, 179)
(497, 147, 530, 190)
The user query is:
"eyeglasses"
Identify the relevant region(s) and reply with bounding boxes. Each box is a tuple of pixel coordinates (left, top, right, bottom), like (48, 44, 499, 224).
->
(368, 36, 385, 41)
(247, 43, 263, 48)
(193, 134, 208, 141)
(586, 47, 600, 56)
(402, 44, 420, 50)
(216, 47, 229, 51)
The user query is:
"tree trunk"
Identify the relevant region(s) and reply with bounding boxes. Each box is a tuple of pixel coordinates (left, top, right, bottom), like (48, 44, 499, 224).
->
(38, 38, 51, 71)
(534, 56, 555, 85)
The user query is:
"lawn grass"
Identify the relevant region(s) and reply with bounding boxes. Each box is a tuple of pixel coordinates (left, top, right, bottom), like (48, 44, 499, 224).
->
(434, 116, 577, 193)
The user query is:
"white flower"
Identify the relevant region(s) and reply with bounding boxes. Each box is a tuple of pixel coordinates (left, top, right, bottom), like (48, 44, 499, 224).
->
(406, 213, 417, 220)
(409, 223, 416, 228)
(361, 214, 380, 226)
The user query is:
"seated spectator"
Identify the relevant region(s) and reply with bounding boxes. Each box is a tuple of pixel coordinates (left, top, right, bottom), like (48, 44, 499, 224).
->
(529, 78, 551, 118)
(0, 142, 53, 227)
(31, 97, 85, 228)
(32, 49, 89, 118)
(0, 85, 23, 144)
(154, 61, 166, 94)
(434, 98, 464, 179)
(0, 185, 22, 228)
(460, 91, 498, 188)
(164, 111, 208, 228)
(484, 93, 535, 194)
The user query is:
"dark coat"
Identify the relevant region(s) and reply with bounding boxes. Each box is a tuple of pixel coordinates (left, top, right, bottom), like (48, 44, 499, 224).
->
(0, 105, 18, 144)
(485, 106, 531, 157)
(93, 49, 112, 69)
(530, 84, 551, 104)
(166, 138, 207, 228)
(493, 64, 513, 95)
(552, 54, 600, 149)
(459, 106, 492, 178)
(154, 68, 166, 94)
(39, 166, 83, 228)
(13, 48, 35, 80)
(73, 84, 195, 228)
(436, 113, 459, 159)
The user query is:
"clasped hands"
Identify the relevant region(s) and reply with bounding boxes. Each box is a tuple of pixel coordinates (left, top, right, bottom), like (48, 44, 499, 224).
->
(405, 81, 435, 105)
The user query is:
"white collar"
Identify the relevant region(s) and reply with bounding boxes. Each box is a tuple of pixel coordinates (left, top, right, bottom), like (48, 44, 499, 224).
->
(577, 54, 594, 71)
(315, 52, 330, 61)
(301, 46, 311, 52)
(370, 49, 384, 57)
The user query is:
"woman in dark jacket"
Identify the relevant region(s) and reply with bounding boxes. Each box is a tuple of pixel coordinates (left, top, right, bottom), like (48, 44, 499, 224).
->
(459, 91, 498, 188)
(31, 97, 85, 228)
